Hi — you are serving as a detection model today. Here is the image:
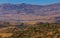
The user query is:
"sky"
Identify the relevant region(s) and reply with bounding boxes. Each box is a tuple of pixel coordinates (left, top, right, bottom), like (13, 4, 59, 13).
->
(0, 0, 60, 5)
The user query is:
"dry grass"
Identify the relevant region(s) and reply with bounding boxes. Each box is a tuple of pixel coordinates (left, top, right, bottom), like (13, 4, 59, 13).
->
(0, 33, 13, 38)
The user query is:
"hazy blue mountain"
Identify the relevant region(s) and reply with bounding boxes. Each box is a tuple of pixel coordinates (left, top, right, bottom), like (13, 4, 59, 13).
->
(0, 3, 60, 22)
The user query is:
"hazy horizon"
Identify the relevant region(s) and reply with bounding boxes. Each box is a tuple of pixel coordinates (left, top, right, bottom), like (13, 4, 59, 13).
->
(0, 0, 60, 5)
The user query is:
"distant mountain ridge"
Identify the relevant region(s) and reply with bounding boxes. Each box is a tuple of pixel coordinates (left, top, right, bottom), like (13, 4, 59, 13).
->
(0, 3, 60, 15)
(0, 3, 60, 22)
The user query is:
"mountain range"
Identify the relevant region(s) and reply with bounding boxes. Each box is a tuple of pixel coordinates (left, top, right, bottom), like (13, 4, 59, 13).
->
(0, 3, 60, 22)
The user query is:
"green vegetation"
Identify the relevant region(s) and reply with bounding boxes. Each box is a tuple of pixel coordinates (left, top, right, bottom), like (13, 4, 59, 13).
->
(0, 22, 60, 38)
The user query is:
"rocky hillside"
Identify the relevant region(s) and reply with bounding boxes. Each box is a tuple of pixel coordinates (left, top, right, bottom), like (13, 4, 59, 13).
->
(0, 3, 60, 22)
